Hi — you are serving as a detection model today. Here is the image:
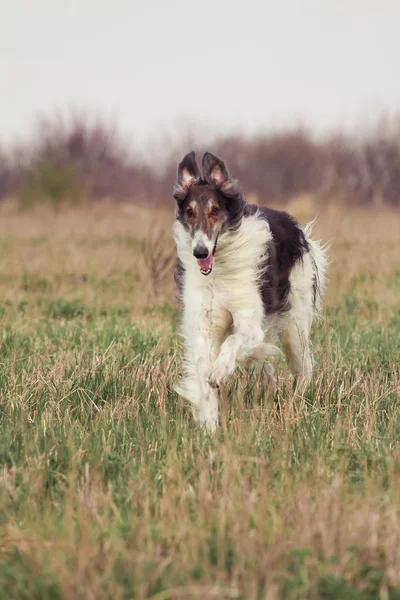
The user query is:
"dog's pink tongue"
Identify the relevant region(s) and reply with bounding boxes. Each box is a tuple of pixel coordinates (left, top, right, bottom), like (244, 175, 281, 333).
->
(197, 255, 214, 271)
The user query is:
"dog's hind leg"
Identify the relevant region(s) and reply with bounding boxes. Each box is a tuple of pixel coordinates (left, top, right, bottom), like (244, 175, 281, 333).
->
(254, 361, 277, 393)
(241, 345, 279, 392)
(280, 253, 317, 390)
(280, 318, 313, 389)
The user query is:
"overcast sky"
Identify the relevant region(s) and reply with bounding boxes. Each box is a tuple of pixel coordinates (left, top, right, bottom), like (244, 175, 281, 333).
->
(1, 0, 399, 150)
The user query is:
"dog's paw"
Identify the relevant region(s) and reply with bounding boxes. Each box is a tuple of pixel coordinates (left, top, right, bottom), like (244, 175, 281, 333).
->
(208, 358, 233, 388)
(199, 414, 218, 433)
(198, 400, 218, 433)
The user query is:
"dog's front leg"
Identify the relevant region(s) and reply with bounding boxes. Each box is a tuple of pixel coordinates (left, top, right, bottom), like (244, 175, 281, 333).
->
(208, 311, 266, 388)
(177, 311, 220, 432)
(194, 334, 219, 431)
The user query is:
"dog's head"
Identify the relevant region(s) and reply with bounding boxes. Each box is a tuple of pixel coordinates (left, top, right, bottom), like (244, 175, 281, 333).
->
(173, 151, 245, 275)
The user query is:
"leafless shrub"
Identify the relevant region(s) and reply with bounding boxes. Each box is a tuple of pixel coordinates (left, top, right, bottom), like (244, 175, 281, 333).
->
(142, 226, 176, 301)
(32, 113, 151, 199)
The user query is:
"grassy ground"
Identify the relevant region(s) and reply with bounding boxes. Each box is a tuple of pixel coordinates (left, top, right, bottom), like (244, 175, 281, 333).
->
(0, 203, 399, 599)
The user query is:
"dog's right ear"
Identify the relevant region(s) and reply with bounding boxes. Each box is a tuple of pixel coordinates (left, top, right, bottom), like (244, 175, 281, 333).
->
(202, 152, 229, 186)
(173, 151, 201, 201)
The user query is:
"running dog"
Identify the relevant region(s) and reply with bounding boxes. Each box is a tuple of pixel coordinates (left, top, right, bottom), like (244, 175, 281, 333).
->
(173, 151, 327, 431)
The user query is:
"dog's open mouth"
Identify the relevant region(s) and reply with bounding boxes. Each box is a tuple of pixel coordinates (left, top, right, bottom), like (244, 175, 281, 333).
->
(197, 255, 213, 275)
(197, 237, 218, 276)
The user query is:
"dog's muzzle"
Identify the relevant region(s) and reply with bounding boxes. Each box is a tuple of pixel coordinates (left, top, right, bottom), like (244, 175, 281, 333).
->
(195, 236, 219, 276)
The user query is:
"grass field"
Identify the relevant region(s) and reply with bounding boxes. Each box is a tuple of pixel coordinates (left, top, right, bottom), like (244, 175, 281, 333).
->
(0, 203, 399, 599)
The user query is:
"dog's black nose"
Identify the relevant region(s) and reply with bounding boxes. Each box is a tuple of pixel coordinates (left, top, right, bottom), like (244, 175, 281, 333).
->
(193, 246, 209, 259)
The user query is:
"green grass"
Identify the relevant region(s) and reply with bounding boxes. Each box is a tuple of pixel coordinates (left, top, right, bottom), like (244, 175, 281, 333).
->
(0, 209, 399, 599)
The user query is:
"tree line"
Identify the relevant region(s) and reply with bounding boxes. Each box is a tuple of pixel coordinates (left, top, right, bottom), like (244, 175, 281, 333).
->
(1, 114, 399, 208)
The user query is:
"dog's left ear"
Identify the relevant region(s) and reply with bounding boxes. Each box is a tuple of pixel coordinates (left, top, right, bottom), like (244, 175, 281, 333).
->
(202, 152, 229, 186)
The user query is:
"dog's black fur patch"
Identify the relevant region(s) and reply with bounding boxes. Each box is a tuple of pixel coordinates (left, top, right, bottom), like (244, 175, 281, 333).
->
(244, 205, 310, 314)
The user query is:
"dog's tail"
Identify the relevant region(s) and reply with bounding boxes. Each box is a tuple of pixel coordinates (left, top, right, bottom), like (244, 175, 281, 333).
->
(304, 220, 330, 318)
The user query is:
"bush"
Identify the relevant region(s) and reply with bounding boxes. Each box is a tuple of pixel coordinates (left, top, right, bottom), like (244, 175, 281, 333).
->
(18, 160, 84, 209)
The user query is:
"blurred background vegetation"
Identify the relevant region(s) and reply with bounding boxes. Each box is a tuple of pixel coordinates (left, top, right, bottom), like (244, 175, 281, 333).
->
(1, 113, 400, 211)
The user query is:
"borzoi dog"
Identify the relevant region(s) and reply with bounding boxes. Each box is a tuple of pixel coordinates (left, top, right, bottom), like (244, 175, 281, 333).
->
(173, 151, 327, 431)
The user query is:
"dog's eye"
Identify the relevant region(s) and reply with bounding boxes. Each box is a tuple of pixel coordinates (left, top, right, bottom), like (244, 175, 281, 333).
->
(186, 208, 194, 217)
(211, 206, 219, 215)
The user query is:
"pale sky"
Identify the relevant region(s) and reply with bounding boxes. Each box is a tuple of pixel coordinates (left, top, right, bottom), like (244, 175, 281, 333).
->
(1, 0, 400, 150)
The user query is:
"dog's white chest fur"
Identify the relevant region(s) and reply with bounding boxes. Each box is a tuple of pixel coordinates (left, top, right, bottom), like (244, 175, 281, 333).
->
(174, 214, 272, 345)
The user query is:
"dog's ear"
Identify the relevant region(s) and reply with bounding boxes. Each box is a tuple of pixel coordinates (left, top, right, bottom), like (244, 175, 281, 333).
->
(202, 152, 229, 186)
(174, 151, 201, 200)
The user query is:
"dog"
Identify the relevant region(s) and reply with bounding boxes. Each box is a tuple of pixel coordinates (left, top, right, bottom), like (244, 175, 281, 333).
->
(173, 151, 327, 431)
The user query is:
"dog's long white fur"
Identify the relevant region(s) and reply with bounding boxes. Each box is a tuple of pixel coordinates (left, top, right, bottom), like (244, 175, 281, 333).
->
(174, 212, 327, 431)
